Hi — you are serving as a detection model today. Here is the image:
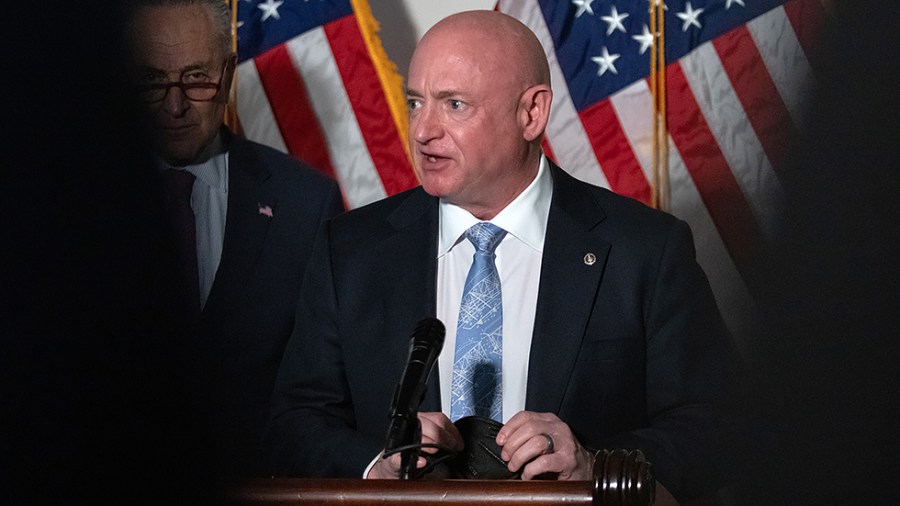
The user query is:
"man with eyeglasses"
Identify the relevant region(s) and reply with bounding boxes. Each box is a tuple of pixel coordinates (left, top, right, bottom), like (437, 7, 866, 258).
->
(126, 0, 344, 477)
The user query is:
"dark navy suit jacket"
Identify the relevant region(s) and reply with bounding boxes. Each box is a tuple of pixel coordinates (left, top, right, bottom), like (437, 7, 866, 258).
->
(189, 133, 344, 476)
(267, 163, 731, 500)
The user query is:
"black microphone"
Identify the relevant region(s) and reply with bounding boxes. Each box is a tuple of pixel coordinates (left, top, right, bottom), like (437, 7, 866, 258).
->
(384, 317, 445, 479)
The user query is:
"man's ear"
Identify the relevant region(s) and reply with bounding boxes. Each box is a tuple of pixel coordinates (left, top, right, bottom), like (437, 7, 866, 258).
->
(519, 84, 552, 142)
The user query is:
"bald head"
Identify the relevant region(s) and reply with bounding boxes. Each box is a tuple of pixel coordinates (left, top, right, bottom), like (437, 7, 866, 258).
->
(406, 10, 553, 219)
(415, 10, 550, 92)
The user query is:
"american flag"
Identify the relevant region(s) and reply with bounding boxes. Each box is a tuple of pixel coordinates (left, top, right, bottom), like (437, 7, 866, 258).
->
(233, 0, 418, 209)
(498, 0, 825, 353)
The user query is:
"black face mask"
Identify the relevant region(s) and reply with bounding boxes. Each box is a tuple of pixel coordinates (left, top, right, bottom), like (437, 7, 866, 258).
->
(428, 416, 521, 480)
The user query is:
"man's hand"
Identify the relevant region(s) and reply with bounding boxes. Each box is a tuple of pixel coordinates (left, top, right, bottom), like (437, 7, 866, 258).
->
(496, 411, 595, 480)
(367, 412, 464, 479)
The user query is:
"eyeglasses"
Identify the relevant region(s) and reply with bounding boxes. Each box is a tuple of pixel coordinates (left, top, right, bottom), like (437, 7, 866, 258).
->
(135, 56, 233, 104)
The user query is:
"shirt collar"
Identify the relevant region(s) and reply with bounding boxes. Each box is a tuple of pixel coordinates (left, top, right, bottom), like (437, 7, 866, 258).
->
(154, 134, 228, 193)
(186, 152, 228, 193)
(438, 155, 552, 257)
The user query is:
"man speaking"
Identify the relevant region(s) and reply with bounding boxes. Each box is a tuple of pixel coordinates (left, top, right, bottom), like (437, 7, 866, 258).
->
(267, 10, 731, 505)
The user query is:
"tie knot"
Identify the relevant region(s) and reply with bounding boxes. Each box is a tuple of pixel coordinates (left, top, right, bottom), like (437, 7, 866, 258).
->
(465, 222, 507, 254)
(163, 168, 196, 202)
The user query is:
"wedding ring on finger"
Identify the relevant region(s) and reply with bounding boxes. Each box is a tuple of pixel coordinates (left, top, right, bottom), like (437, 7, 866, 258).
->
(542, 433, 555, 454)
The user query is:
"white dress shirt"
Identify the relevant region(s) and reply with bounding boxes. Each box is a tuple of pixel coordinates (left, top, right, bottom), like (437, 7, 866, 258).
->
(436, 156, 553, 423)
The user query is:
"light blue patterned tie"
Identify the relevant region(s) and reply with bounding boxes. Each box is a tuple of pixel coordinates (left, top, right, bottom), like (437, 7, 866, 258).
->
(450, 222, 507, 422)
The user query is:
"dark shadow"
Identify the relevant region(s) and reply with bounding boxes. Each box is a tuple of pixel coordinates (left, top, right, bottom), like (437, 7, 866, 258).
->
(2, 3, 219, 504)
(724, 1, 900, 504)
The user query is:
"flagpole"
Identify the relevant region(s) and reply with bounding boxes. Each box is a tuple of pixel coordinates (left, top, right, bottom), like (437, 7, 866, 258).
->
(655, 0, 669, 212)
(225, 0, 243, 135)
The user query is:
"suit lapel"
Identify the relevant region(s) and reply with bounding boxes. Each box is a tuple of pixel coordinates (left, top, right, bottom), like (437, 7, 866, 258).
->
(203, 137, 273, 317)
(526, 164, 610, 412)
(383, 189, 443, 411)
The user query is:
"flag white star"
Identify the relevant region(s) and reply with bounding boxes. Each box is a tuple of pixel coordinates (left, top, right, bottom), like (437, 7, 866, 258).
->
(591, 47, 620, 76)
(257, 0, 284, 21)
(676, 2, 704, 32)
(725, 0, 745, 8)
(632, 24, 655, 55)
(601, 6, 629, 35)
(572, 0, 595, 18)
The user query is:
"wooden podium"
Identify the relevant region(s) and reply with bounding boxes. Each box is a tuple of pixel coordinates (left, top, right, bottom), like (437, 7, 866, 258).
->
(227, 449, 654, 506)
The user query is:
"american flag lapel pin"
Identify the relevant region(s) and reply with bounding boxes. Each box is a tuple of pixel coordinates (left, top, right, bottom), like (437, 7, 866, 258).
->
(258, 203, 274, 218)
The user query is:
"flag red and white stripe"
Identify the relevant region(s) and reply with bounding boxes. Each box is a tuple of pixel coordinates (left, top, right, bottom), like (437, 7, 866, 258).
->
(233, 0, 418, 210)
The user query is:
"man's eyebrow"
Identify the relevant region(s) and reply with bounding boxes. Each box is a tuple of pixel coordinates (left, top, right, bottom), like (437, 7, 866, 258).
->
(135, 64, 165, 75)
(135, 62, 211, 75)
(434, 90, 463, 99)
(404, 88, 463, 99)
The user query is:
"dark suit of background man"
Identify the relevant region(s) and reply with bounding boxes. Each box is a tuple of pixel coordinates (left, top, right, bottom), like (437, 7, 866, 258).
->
(126, 0, 343, 476)
(267, 11, 731, 505)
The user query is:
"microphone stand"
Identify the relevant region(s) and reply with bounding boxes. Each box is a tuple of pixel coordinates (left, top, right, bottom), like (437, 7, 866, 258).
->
(385, 411, 422, 480)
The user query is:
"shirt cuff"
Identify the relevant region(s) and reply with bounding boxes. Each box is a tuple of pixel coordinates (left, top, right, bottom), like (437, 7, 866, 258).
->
(362, 451, 382, 478)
